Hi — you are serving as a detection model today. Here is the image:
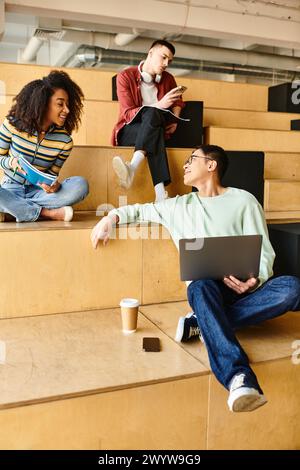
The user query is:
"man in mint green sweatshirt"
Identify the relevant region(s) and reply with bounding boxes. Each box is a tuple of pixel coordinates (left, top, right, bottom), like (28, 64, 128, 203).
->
(91, 144, 300, 413)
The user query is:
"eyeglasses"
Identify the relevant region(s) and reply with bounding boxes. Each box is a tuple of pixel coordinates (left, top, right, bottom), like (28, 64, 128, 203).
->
(184, 154, 215, 166)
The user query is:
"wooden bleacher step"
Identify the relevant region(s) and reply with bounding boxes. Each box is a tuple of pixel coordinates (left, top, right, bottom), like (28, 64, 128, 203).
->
(2, 102, 297, 147)
(140, 301, 300, 450)
(60, 147, 192, 211)
(0, 218, 185, 318)
(0, 306, 207, 449)
(206, 126, 300, 153)
(2, 204, 300, 319)
(265, 210, 300, 223)
(1, 61, 300, 451)
(264, 179, 300, 211)
(72, 104, 300, 146)
(140, 301, 300, 367)
(62, 146, 300, 218)
(0, 301, 299, 449)
(0, 64, 116, 101)
(204, 108, 300, 132)
(2, 145, 300, 217)
(265, 152, 300, 179)
(0, 62, 268, 111)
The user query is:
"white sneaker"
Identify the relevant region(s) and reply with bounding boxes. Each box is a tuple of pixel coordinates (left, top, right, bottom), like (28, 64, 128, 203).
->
(63, 206, 73, 222)
(227, 373, 267, 412)
(112, 156, 134, 189)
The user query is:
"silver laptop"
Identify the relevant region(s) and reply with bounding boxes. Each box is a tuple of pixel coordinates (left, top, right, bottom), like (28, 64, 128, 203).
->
(179, 235, 262, 281)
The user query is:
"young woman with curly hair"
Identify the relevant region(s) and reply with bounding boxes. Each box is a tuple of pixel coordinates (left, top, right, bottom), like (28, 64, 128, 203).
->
(0, 70, 89, 222)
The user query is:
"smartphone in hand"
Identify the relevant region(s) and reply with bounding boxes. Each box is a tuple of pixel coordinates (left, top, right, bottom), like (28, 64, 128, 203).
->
(177, 85, 187, 94)
(172, 85, 187, 95)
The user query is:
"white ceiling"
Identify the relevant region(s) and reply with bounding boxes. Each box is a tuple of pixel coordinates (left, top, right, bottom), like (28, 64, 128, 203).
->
(1, 1, 300, 84)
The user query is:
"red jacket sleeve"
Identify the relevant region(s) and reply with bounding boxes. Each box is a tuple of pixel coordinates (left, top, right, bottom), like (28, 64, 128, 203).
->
(117, 72, 142, 123)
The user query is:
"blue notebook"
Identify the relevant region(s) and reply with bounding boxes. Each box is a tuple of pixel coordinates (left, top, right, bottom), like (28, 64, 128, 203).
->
(17, 156, 57, 186)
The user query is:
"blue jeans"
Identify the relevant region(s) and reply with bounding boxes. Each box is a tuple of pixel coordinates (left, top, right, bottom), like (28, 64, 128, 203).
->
(0, 176, 89, 222)
(187, 276, 300, 392)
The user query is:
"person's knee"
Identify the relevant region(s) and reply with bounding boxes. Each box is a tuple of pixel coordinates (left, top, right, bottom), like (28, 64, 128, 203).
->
(76, 176, 89, 198)
(188, 279, 216, 292)
(286, 276, 300, 307)
(187, 279, 219, 321)
(187, 279, 217, 302)
(274, 275, 300, 309)
(142, 107, 164, 125)
(68, 176, 89, 199)
(60, 176, 89, 204)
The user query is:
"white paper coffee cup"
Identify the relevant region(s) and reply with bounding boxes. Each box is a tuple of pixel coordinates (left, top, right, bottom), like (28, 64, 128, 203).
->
(120, 298, 139, 333)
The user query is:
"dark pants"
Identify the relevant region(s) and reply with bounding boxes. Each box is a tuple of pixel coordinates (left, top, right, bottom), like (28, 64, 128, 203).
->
(118, 107, 171, 186)
(187, 275, 300, 392)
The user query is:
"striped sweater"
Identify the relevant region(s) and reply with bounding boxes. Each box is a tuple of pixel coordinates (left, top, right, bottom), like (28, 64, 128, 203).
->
(0, 118, 73, 184)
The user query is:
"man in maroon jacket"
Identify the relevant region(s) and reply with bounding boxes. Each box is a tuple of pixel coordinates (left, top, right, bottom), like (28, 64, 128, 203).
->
(111, 39, 185, 202)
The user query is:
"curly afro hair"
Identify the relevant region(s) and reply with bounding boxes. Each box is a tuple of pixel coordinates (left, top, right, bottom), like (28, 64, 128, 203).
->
(7, 70, 84, 135)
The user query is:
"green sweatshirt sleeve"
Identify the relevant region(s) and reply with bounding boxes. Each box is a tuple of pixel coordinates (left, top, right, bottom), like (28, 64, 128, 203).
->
(109, 198, 176, 230)
(242, 200, 275, 287)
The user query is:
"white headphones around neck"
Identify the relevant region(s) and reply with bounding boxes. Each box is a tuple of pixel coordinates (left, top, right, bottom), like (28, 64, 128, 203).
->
(138, 61, 161, 84)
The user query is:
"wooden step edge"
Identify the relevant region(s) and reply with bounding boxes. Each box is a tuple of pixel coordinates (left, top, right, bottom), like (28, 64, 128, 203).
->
(205, 107, 300, 116)
(205, 126, 298, 133)
(264, 178, 300, 183)
(265, 210, 300, 222)
(1, 211, 299, 233)
(72, 144, 194, 151)
(0, 211, 99, 233)
(0, 369, 208, 412)
(265, 151, 300, 156)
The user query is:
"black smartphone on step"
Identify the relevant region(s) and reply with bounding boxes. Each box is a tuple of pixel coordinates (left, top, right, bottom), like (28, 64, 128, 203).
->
(142, 337, 160, 352)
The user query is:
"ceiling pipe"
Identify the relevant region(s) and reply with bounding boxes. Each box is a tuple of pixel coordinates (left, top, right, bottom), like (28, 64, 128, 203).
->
(63, 45, 296, 81)
(114, 32, 140, 47)
(64, 47, 100, 68)
(21, 36, 44, 62)
(82, 33, 300, 72)
(38, 29, 300, 73)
